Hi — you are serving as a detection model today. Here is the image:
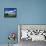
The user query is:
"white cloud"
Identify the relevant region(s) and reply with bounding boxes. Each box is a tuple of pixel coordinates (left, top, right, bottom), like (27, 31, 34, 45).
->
(5, 9, 16, 14)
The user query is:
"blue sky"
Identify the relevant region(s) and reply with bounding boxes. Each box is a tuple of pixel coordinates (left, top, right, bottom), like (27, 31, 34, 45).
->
(4, 8, 17, 14)
(4, 8, 17, 11)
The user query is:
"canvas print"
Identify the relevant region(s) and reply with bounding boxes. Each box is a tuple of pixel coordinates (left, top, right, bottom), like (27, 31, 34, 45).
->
(4, 8, 17, 17)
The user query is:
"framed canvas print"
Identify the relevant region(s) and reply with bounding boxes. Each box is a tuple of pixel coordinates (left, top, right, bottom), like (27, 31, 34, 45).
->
(4, 8, 17, 17)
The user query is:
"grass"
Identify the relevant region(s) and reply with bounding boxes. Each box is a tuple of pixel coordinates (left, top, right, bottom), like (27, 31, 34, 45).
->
(4, 13, 16, 17)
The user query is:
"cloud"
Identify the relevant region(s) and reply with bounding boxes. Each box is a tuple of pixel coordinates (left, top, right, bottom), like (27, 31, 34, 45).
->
(5, 10, 16, 14)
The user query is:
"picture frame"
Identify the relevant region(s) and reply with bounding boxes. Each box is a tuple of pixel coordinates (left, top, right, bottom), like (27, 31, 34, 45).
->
(4, 8, 17, 18)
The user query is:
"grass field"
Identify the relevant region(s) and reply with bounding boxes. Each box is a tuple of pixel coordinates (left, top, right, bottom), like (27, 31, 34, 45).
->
(4, 13, 16, 17)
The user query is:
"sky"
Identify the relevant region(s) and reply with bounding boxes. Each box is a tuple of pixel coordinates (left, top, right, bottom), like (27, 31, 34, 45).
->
(4, 8, 17, 11)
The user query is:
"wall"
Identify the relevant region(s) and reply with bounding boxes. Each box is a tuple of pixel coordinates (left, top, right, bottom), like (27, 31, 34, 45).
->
(0, 0, 18, 44)
(16, 0, 46, 24)
(0, 0, 46, 45)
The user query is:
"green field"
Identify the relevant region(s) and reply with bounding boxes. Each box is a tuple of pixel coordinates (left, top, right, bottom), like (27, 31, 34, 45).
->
(4, 13, 16, 17)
